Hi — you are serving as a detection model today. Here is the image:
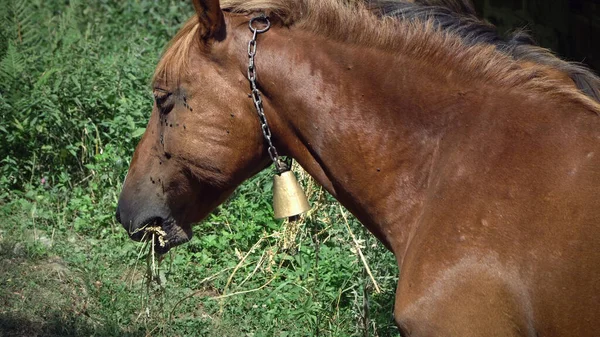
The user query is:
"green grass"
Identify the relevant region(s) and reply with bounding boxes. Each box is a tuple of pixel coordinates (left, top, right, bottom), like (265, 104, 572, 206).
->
(0, 173, 400, 336)
(0, 0, 400, 336)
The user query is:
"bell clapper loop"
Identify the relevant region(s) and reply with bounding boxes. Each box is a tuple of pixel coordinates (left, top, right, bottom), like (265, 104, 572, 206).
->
(274, 158, 288, 175)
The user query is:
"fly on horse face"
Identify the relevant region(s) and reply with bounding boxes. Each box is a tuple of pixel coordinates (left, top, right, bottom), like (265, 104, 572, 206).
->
(116, 0, 600, 335)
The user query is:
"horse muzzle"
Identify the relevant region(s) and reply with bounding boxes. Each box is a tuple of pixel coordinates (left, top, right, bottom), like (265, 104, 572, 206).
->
(116, 195, 192, 254)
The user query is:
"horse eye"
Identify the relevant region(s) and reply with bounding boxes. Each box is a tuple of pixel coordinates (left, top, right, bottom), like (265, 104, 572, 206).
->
(154, 92, 171, 105)
(153, 90, 174, 115)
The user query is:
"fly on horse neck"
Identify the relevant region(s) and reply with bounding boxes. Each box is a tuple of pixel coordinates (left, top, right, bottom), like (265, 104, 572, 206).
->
(116, 0, 600, 335)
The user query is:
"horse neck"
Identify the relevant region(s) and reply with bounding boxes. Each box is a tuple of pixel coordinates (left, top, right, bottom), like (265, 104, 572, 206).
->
(236, 26, 471, 255)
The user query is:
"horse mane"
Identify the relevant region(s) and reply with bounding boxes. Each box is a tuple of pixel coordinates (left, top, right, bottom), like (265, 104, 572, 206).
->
(154, 0, 600, 114)
(411, 0, 477, 16)
(372, 1, 504, 48)
(506, 31, 600, 102)
(374, 0, 600, 102)
(154, 17, 200, 86)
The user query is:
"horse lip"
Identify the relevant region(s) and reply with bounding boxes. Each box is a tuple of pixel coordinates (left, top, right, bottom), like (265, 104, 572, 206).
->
(152, 234, 172, 254)
(155, 219, 192, 253)
(127, 217, 192, 254)
(128, 217, 164, 242)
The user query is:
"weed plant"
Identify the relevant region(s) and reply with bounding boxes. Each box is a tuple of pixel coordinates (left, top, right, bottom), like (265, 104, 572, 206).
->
(0, 0, 399, 336)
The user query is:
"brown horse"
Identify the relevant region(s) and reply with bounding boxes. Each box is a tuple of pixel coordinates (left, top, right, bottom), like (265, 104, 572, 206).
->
(116, 0, 600, 335)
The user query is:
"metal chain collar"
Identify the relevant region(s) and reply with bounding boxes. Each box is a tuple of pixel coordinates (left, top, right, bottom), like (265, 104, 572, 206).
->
(248, 15, 287, 173)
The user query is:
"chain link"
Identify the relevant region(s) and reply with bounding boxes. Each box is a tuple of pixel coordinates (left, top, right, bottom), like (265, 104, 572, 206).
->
(248, 16, 286, 173)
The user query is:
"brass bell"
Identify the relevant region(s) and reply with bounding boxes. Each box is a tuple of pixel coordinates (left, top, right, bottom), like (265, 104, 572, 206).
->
(272, 170, 311, 219)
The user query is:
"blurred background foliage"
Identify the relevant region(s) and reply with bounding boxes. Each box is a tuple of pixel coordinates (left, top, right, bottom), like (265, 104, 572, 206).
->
(0, 0, 399, 336)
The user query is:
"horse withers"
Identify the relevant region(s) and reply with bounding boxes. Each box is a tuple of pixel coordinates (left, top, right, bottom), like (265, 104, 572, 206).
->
(116, 0, 600, 335)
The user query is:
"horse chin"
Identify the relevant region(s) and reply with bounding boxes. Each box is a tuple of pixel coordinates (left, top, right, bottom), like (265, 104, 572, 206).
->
(130, 217, 193, 255)
(157, 218, 193, 254)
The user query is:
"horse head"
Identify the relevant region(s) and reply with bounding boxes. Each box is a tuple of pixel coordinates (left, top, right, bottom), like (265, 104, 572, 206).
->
(116, 0, 270, 253)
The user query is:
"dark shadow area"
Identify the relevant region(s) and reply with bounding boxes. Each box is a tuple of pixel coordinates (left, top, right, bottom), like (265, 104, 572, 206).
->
(0, 312, 147, 337)
(472, 0, 599, 72)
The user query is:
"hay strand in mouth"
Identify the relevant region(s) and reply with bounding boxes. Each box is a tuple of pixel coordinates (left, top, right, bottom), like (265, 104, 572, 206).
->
(138, 229, 168, 323)
(145, 231, 167, 287)
(128, 233, 150, 288)
(145, 226, 169, 248)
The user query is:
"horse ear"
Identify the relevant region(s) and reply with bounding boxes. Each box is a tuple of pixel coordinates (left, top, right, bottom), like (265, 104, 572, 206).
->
(192, 0, 225, 40)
